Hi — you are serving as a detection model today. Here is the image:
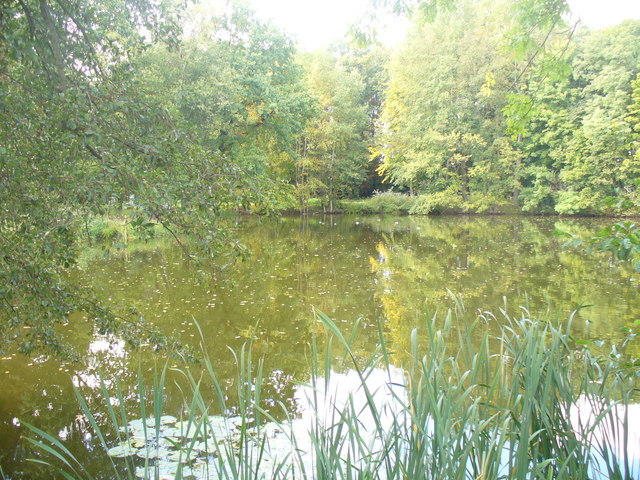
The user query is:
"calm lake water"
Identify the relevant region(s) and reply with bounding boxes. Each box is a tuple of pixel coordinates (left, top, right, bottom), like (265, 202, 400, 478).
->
(1, 215, 639, 478)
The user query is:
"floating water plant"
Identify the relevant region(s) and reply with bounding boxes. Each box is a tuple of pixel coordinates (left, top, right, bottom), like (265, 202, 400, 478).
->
(106, 442, 137, 458)
(108, 415, 311, 479)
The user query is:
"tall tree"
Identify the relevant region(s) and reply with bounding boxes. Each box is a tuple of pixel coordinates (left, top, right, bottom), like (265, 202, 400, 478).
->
(523, 21, 640, 214)
(135, 4, 314, 213)
(376, 0, 518, 212)
(1, 0, 183, 355)
(557, 21, 640, 213)
(335, 44, 390, 196)
(0, 0, 310, 356)
(297, 51, 370, 212)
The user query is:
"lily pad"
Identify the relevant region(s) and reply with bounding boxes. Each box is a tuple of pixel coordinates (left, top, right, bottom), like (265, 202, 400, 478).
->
(190, 440, 220, 454)
(174, 421, 204, 439)
(156, 435, 181, 448)
(134, 465, 186, 480)
(167, 448, 199, 462)
(128, 419, 145, 431)
(191, 461, 221, 480)
(135, 446, 170, 460)
(158, 426, 180, 439)
(130, 436, 147, 448)
(202, 417, 236, 440)
(145, 415, 177, 427)
(107, 442, 138, 458)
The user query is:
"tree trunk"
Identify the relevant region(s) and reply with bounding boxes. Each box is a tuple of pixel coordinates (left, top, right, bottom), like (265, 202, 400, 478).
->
(461, 158, 469, 202)
(329, 145, 336, 213)
(39, 0, 67, 92)
(513, 133, 523, 203)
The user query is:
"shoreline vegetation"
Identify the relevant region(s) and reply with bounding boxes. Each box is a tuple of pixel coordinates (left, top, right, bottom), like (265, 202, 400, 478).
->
(3, 0, 639, 358)
(290, 195, 640, 217)
(26, 308, 640, 480)
(2, 0, 639, 477)
(83, 204, 638, 257)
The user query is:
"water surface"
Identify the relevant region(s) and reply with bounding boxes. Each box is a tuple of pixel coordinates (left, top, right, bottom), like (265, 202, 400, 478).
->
(1, 215, 638, 478)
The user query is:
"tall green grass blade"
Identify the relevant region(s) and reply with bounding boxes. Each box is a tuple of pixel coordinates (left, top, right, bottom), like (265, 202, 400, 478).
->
(26, 458, 81, 480)
(23, 422, 93, 480)
(72, 385, 123, 479)
(25, 304, 639, 480)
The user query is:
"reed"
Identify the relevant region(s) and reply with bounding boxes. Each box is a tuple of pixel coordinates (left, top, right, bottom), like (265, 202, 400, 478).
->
(25, 305, 638, 479)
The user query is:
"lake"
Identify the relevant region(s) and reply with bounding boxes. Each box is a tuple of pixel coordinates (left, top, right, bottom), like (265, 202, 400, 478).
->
(1, 215, 638, 479)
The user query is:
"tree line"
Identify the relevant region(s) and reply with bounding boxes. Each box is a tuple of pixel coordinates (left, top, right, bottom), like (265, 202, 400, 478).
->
(0, 0, 638, 355)
(376, 1, 639, 215)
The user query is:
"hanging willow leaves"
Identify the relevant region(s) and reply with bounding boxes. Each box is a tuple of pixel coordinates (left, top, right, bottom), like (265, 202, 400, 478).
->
(0, 1, 312, 356)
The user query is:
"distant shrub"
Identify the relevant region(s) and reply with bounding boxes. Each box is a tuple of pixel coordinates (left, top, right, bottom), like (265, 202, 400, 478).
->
(464, 192, 512, 214)
(409, 191, 462, 215)
(88, 218, 123, 243)
(340, 199, 371, 215)
(342, 191, 416, 215)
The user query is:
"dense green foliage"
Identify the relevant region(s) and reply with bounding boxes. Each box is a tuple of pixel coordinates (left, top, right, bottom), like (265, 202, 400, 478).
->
(0, 0, 313, 355)
(1, 0, 183, 355)
(2, 1, 638, 478)
(376, 0, 639, 214)
(295, 51, 370, 212)
(522, 21, 640, 214)
(1, 0, 638, 355)
(376, 0, 518, 213)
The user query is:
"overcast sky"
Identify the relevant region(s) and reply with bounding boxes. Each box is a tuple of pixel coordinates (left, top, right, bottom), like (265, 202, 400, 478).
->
(249, 0, 640, 50)
(567, 0, 640, 30)
(250, 0, 404, 50)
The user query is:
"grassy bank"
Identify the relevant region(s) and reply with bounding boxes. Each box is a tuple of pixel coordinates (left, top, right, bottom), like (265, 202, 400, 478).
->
(78, 211, 242, 261)
(26, 306, 639, 479)
(292, 192, 523, 216)
(293, 192, 638, 216)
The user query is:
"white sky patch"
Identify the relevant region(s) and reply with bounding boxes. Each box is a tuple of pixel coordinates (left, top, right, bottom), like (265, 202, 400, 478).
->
(568, 0, 640, 30)
(250, 0, 408, 50)
(249, 0, 640, 50)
